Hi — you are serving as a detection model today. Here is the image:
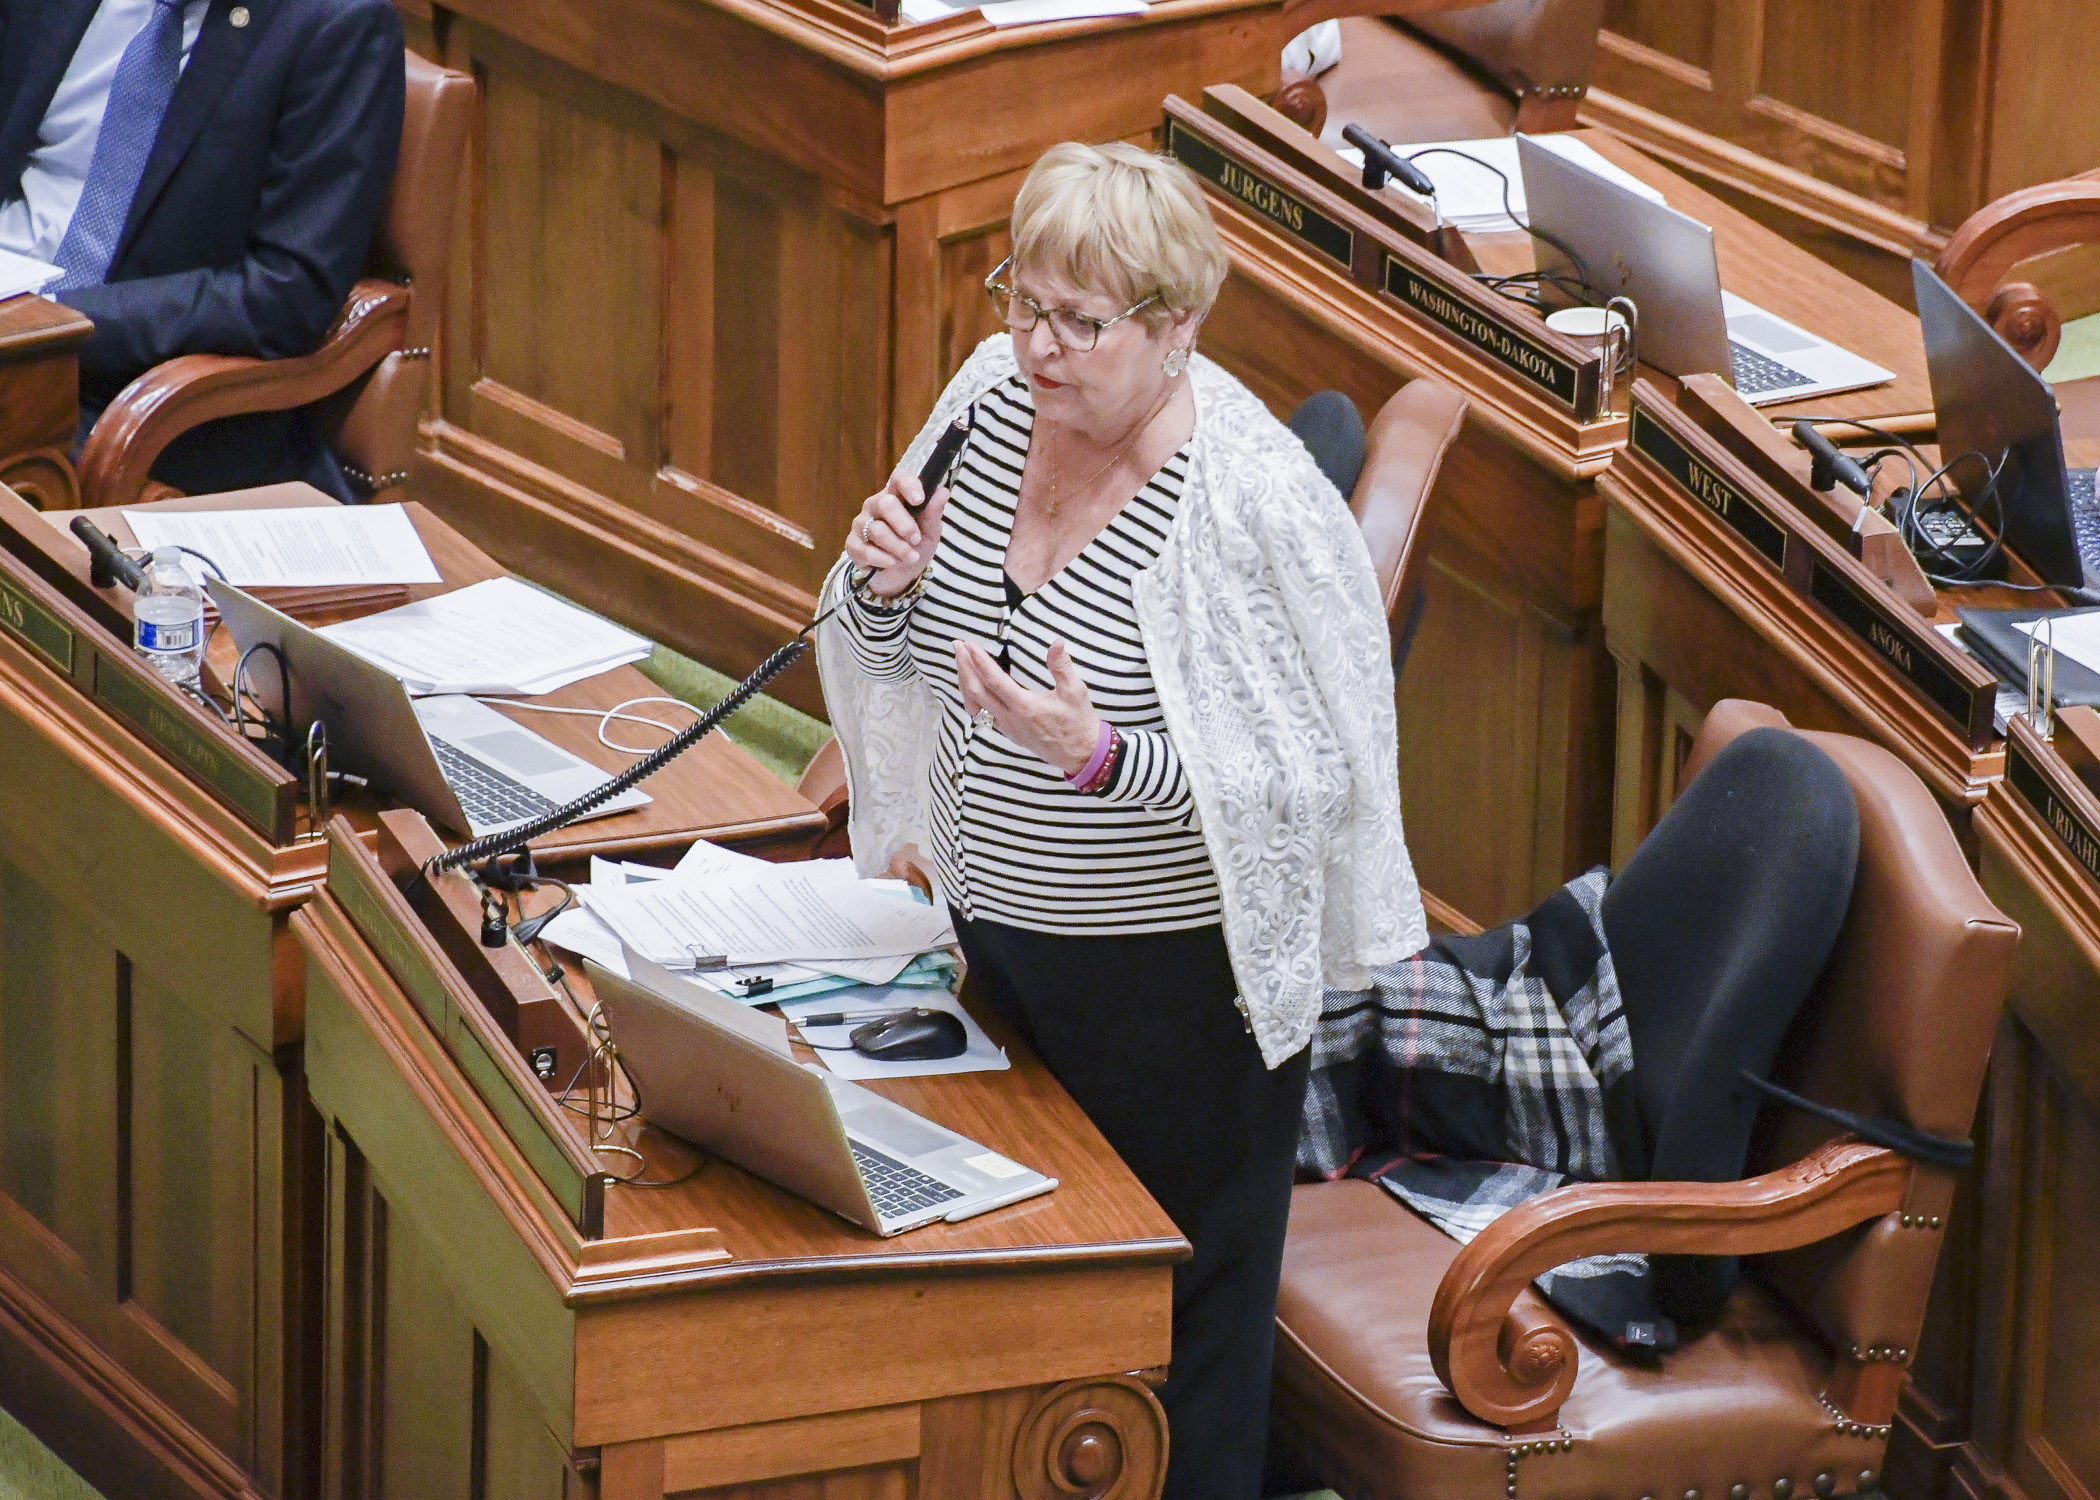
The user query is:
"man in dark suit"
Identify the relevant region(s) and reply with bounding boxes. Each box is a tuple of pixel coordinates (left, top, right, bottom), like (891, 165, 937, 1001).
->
(0, 0, 406, 498)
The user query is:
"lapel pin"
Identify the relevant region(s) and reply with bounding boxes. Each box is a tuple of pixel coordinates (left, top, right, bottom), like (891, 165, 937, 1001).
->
(230, 6, 250, 25)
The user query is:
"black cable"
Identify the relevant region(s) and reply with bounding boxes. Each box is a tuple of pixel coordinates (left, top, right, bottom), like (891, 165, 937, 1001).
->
(1396, 145, 1599, 306)
(234, 641, 293, 762)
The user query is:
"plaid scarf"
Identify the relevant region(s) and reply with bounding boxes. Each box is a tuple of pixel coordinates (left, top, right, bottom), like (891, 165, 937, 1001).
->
(1299, 870, 1677, 1353)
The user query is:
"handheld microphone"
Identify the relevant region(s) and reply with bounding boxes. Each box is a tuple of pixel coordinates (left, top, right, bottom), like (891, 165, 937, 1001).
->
(1342, 125, 1436, 199)
(1792, 420, 1873, 499)
(70, 518, 146, 591)
(907, 414, 973, 516)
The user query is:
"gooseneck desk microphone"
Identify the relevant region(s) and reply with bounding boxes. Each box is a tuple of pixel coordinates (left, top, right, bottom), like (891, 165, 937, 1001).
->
(424, 411, 976, 879)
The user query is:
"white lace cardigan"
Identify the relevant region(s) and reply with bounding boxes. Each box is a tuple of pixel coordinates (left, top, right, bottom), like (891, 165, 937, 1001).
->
(815, 336, 1427, 1068)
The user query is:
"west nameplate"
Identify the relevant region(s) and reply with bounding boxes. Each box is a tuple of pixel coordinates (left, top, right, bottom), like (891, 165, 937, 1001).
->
(1807, 560, 1976, 730)
(94, 654, 280, 832)
(1631, 407, 1787, 570)
(1381, 257, 1579, 407)
(2008, 741, 2100, 890)
(0, 574, 74, 673)
(1168, 120, 1352, 269)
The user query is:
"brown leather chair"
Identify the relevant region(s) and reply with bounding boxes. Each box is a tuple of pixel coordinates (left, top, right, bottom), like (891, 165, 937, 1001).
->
(1278, 0, 1607, 143)
(1271, 699, 2018, 1500)
(1352, 377, 1467, 672)
(798, 734, 853, 861)
(1933, 172, 2100, 440)
(75, 51, 474, 509)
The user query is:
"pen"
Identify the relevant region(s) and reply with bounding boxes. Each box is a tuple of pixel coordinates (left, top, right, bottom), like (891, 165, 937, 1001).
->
(795, 1009, 916, 1028)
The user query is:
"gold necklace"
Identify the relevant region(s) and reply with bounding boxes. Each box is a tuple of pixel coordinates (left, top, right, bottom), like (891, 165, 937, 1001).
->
(1042, 387, 1174, 518)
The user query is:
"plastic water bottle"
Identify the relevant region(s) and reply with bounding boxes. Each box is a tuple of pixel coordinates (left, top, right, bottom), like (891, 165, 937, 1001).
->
(133, 547, 205, 691)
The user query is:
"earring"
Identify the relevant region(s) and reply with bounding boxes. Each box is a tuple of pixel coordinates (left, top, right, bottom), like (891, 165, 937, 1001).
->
(1163, 347, 1190, 377)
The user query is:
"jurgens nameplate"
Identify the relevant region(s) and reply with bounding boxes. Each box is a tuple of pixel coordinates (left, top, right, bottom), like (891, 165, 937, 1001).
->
(1167, 120, 1353, 269)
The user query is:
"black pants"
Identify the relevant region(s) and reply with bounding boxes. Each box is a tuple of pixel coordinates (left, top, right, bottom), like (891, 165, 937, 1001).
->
(955, 918, 1310, 1500)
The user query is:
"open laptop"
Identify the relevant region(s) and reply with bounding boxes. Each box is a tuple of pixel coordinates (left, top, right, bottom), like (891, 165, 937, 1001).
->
(209, 579, 650, 837)
(1517, 134, 1896, 405)
(590, 952, 1055, 1235)
(1914, 258, 2100, 590)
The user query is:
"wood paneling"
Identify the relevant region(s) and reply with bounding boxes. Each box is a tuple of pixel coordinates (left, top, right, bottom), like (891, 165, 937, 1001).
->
(1585, 0, 2100, 261)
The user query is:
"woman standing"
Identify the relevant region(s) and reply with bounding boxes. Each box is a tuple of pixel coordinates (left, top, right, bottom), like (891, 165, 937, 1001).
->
(816, 141, 1423, 1499)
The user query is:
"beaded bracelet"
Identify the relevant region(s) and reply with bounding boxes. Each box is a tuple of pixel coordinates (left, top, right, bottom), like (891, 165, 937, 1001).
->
(1067, 723, 1123, 796)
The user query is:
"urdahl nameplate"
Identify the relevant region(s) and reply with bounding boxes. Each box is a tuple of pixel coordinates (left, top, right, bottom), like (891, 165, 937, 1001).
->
(1807, 560, 1977, 732)
(1382, 257, 1579, 407)
(1631, 407, 1787, 570)
(0, 573, 74, 673)
(94, 654, 280, 832)
(1167, 120, 1352, 269)
(2007, 740, 2100, 889)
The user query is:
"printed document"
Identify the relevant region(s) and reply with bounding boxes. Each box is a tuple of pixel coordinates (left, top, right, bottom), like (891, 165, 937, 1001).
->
(587, 864, 955, 969)
(1330, 133, 1665, 234)
(317, 577, 650, 694)
(125, 503, 442, 587)
(0, 249, 61, 301)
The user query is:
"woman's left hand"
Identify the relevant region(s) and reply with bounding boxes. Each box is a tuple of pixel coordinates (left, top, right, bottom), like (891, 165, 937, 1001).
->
(954, 640, 1102, 777)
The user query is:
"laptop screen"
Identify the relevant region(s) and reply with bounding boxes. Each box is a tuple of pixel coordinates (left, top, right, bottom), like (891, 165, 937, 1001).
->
(1913, 258, 2083, 587)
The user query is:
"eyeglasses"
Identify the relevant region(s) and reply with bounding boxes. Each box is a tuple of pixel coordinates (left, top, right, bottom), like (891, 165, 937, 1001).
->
(983, 257, 1159, 353)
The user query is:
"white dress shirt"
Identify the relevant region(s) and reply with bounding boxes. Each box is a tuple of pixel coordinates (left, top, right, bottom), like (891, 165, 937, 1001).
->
(0, 0, 208, 263)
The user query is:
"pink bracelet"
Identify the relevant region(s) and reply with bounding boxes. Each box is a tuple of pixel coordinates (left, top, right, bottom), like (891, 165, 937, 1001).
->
(1067, 721, 1118, 793)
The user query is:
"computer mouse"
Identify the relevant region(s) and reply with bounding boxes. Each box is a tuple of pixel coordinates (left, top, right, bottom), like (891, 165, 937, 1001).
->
(850, 1008, 968, 1062)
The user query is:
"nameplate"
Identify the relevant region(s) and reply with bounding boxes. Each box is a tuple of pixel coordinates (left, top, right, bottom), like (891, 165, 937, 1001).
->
(331, 843, 454, 1038)
(1381, 257, 1579, 408)
(0, 573, 74, 674)
(1167, 119, 1353, 269)
(1630, 406, 1787, 570)
(1806, 560, 1975, 731)
(2007, 739, 2100, 890)
(93, 656, 280, 833)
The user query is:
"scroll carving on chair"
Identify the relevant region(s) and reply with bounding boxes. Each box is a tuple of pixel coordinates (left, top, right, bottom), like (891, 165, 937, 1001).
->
(76, 52, 475, 508)
(1271, 700, 2018, 1500)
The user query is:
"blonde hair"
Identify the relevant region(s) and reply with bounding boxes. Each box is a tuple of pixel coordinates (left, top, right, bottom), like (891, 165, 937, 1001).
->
(1009, 142, 1227, 330)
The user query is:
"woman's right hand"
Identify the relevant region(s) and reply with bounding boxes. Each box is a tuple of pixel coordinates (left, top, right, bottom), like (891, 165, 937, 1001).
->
(844, 471, 950, 598)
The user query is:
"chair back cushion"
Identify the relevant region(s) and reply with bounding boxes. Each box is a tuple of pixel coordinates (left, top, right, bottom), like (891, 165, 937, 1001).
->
(1351, 378, 1466, 661)
(372, 52, 475, 350)
(337, 51, 473, 496)
(1680, 701, 2018, 1359)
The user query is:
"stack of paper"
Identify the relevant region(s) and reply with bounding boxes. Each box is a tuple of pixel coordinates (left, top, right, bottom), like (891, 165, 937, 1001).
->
(541, 840, 959, 1006)
(317, 577, 650, 695)
(0, 248, 61, 301)
(900, 0, 1145, 24)
(1327, 132, 1666, 234)
(125, 503, 441, 587)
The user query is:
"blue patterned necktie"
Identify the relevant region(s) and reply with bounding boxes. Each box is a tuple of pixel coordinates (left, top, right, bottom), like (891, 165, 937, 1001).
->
(53, 0, 187, 291)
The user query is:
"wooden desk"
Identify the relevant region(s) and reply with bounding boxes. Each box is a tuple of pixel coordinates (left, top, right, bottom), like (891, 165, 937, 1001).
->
(1591, 374, 2100, 1500)
(1170, 87, 1928, 929)
(392, 0, 1284, 712)
(0, 479, 819, 1499)
(296, 812, 1182, 1499)
(0, 294, 91, 512)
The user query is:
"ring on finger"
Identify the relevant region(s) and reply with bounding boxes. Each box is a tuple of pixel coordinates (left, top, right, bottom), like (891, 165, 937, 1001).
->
(860, 517, 872, 542)
(972, 708, 994, 730)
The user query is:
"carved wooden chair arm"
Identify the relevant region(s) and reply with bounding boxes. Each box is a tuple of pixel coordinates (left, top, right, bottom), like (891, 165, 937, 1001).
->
(78, 278, 410, 508)
(1935, 176, 2100, 370)
(1425, 1138, 1910, 1431)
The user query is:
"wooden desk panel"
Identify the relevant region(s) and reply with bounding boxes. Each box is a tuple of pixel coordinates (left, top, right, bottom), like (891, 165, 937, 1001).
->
(0, 474, 821, 1500)
(297, 819, 1182, 1500)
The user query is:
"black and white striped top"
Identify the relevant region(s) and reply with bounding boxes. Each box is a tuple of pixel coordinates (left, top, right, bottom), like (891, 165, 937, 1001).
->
(839, 376, 1223, 935)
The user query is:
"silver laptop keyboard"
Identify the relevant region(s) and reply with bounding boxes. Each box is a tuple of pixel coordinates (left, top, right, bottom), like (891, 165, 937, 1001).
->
(429, 737, 559, 828)
(2070, 467, 2100, 564)
(850, 1140, 964, 1220)
(1730, 341, 1813, 397)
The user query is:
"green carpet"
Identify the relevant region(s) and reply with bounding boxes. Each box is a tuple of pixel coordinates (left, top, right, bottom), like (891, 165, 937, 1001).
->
(0, 1409, 103, 1500)
(2043, 310, 2100, 385)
